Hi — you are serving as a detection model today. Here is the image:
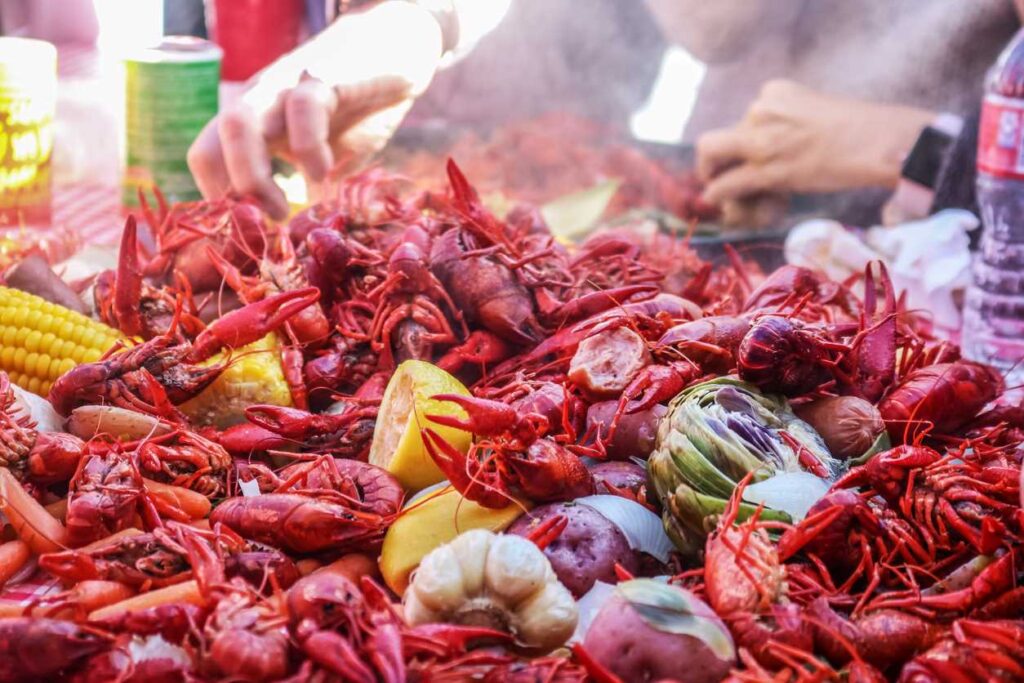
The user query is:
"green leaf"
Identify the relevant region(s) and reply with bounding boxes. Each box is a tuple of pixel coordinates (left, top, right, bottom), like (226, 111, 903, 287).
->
(541, 179, 621, 239)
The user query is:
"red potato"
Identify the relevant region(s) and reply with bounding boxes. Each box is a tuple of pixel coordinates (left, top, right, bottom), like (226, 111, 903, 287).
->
(569, 326, 651, 398)
(583, 580, 736, 683)
(590, 460, 648, 501)
(794, 396, 884, 460)
(586, 400, 667, 460)
(507, 502, 638, 598)
(4, 253, 87, 314)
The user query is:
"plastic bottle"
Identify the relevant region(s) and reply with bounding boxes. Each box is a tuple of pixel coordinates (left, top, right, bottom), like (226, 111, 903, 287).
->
(962, 28, 1024, 383)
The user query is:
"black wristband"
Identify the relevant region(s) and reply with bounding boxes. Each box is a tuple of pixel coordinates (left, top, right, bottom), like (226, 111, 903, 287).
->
(901, 125, 956, 189)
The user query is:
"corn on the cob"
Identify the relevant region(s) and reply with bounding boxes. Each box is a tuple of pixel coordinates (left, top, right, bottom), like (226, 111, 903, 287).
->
(179, 333, 293, 428)
(0, 286, 122, 396)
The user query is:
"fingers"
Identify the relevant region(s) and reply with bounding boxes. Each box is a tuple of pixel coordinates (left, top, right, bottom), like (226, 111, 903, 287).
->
(285, 78, 338, 183)
(702, 162, 784, 205)
(217, 106, 290, 219)
(695, 127, 749, 182)
(187, 120, 232, 200)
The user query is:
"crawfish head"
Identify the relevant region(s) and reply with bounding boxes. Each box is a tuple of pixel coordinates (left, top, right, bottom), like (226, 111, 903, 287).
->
(877, 360, 1003, 441)
(835, 445, 940, 506)
(504, 439, 595, 503)
(0, 617, 110, 682)
(737, 315, 835, 397)
(286, 571, 364, 634)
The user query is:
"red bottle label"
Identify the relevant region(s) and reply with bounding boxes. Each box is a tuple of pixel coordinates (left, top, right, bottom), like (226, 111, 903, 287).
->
(979, 94, 1024, 180)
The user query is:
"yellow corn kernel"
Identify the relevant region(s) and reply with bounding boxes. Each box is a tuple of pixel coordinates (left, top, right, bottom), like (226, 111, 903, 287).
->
(179, 333, 293, 429)
(0, 285, 122, 396)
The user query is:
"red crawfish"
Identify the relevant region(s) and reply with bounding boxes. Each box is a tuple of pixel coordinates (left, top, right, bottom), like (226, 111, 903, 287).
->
(0, 370, 87, 485)
(878, 360, 1004, 442)
(49, 287, 321, 418)
(94, 215, 205, 340)
(65, 448, 144, 547)
(206, 223, 331, 347)
(368, 220, 465, 368)
(898, 619, 1024, 682)
(210, 457, 403, 554)
(0, 617, 110, 682)
(137, 191, 268, 294)
(131, 428, 233, 498)
(743, 263, 860, 322)
(422, 393, 595, 509)
(703, 477, 813, 670)
(833, 445, 1021, 558)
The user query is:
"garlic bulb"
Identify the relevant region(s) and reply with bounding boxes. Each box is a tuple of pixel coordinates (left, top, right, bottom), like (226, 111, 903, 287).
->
(404, 529, 578, 651)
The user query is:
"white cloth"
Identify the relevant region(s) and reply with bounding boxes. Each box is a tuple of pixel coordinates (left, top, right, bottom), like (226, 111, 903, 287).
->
(785, 209, 979, 331)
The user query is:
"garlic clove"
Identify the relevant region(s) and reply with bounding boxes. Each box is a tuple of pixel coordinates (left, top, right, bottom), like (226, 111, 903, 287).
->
(454, 528, 492, 597)
(410, 543, 465, 612)
(515, 581, 578, 650)
(485, 534, 549, 606)
(403, 589, 435, 625)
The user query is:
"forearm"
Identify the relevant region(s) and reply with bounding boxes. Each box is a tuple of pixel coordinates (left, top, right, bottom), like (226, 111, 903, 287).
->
(643, 0, 783, 63)
(243, 1, 443, 111)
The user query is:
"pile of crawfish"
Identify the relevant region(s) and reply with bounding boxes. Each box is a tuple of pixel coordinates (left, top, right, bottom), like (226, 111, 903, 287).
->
(0, 156, 1019, 683)
(392, 112, 719, 223)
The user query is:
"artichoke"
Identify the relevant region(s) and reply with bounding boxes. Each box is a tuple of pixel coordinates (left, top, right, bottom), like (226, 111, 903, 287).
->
(648, 378, 840, 558)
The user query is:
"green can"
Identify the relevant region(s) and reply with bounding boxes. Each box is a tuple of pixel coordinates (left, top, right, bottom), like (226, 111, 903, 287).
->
(123, 36, 221, 206)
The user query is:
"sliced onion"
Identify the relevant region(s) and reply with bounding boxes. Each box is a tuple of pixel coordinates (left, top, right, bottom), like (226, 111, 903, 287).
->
(10, 383, 62, 433)
(570, 580, 616, 644)
(576, 494, 674, 563)
(404, 480, 451, 509)
(741, 472, 829, 522)
(238, 477, 262, 497)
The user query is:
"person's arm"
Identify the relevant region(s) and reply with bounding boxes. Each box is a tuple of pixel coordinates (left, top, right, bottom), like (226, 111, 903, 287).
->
(695, 80, 935, 224)
(642, 0, 800, 63)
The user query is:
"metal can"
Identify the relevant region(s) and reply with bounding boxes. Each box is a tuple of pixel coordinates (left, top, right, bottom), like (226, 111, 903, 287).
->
(123, 36, 221, 206)
(0, 38, 57, 227)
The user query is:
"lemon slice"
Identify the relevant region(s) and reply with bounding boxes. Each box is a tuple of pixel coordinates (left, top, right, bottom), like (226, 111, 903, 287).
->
(369, 360, 473, 492)
(379, 485, 527, 595)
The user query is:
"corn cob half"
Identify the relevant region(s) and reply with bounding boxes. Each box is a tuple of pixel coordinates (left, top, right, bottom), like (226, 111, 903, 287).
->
(0, 285, 122, 396)
(179, 333, 293, 429)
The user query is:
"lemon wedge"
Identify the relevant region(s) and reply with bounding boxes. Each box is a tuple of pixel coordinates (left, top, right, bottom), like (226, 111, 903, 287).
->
(379, 485, 527, 595)
(369, 360, 473, 493)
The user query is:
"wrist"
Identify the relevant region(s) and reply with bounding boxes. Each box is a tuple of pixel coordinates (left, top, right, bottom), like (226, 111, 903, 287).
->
(859, 106, 937, 188)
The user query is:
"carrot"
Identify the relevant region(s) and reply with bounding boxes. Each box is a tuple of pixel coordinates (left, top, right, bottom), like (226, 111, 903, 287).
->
(76, 527, 143, 553)
(0, 539, 30, 586)
(143, 478, 211, 519)
(0, 601, 26, 617)
(0, 468, 67, 554)
(88, 579, 202, 621)
(64, 580, 136, 615)
(44, 497, 67, 521)
(296, 558, 322, 576)
(312, 553, 379, 584)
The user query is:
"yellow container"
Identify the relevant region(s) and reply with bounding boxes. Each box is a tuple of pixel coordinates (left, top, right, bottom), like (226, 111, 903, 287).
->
(0, 38, 56, 227)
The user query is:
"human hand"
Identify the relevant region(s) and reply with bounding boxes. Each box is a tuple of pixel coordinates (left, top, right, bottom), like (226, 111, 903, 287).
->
(187, 1, 443, 218)
(697, 80, 934, 208)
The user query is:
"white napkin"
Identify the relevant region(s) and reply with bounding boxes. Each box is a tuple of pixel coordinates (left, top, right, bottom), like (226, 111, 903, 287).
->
(784, 210, 979, 332)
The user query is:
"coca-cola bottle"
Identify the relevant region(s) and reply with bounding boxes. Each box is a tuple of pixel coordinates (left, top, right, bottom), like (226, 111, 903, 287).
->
(962, 28, 1024, 383)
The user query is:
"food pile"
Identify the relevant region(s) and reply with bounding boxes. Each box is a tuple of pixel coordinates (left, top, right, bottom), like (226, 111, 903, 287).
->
(392, 112, 719, 224)
(0, 160, 1019, 682)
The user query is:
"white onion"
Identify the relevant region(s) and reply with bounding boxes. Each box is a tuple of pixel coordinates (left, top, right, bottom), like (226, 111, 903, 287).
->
(10, 383, 62, 433)
(570, 580, 616, 644)
(576, 494, 674, 563)
(741, 472, 829, 522)
(239, 477, 262, 497)
(403, 480, 451, 509)
(128, 635, 192, 668)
